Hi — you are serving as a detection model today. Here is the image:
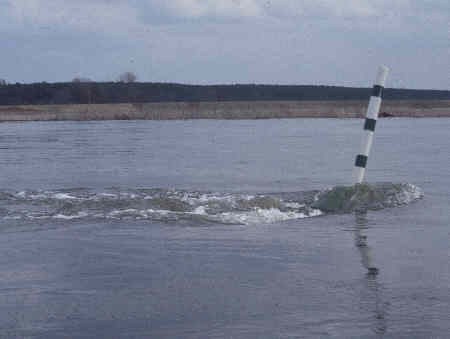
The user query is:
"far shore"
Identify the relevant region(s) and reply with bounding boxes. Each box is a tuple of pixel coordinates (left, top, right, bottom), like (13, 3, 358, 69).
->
(1, 100, 450, 122)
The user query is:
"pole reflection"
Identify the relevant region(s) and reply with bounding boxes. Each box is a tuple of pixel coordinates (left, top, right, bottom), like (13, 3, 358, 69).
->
(354, 211, 378, 275)
(354, 211, 388, 336)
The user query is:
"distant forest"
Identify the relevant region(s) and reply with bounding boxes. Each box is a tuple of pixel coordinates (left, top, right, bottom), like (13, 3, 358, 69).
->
(0, 82, 449, 105)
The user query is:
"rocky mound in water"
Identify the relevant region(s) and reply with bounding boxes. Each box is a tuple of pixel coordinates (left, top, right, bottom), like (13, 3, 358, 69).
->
(312, 183, 423, 213)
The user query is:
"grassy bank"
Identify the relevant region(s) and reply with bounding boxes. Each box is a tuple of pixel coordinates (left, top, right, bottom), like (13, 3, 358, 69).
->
(1, 100, 450, 122)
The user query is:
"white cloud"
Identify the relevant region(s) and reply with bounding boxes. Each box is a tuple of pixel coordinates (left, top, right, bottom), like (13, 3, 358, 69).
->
(3, 0, 141, 34)
(315, 0, 377, 17)
(166, 0, 263, 18)
(160, 0, 414, 20)
(261, 0, 415, 19)
(0, 0, 438, 32)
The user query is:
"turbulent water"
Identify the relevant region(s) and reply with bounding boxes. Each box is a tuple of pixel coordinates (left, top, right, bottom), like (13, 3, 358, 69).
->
(1, 183, 422, 225)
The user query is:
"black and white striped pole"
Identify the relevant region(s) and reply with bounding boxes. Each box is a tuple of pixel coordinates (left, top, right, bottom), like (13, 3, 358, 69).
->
(352, 65, 389, 184)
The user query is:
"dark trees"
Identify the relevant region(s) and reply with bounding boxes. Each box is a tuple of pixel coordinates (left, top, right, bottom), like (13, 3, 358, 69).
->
(0, 82, 448, 105)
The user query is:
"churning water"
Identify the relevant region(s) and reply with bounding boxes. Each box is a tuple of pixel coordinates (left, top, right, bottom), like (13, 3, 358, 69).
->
(0, 118, 449, 338)
(0, 183, 422, 225)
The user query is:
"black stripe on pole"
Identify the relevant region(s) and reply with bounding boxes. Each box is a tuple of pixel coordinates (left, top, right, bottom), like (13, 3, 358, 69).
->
(364, 118, 377, 132)
(372, 85, 383, 97)
(355, 154, 368, 168)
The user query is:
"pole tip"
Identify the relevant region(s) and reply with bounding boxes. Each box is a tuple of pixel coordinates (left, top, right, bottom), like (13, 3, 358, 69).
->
(376, 65, 389, 87)
(379, 65, 389, 73)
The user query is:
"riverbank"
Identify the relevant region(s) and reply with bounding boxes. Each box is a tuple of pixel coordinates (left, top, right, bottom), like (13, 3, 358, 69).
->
(1, 100, 449, 121)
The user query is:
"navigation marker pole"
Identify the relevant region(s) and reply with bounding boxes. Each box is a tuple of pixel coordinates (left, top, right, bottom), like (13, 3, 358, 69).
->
(352, 66, 389, 184)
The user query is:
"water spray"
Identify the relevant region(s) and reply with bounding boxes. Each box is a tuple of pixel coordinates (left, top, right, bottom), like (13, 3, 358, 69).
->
(353, 66, 389, 184)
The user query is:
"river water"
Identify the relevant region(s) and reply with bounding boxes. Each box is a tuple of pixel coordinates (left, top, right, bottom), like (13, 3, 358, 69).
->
(0, 118, 448, 338)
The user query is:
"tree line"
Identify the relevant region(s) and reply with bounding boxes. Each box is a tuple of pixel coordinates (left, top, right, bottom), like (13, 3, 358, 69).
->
(0, 81, 449, 105)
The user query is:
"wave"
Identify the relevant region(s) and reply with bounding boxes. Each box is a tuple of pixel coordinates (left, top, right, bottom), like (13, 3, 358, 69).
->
(0, 183, 423, 225)
(312, 183, 423, 213)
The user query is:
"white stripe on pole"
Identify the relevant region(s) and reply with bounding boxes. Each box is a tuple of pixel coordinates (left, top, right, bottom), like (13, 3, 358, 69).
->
(352, 66, 389, 184)
(361, 130, 374, 156)
(366, 97, 382, 119)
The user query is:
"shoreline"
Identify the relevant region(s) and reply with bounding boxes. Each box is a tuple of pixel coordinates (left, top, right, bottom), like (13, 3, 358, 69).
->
(1, 100, 450, 121)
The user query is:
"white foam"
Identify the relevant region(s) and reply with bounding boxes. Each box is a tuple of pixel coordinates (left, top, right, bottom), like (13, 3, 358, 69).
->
(308, 208, 323, 217)
(180, 193, 232, 204)
(192, 206, 207, 215)
(177, 192, 254, 207)
(98, 193, 117, 198)
(392, 183, 424, 205)
(150, 209, 170, 216)
(3, 215, 22, 220)
(15, 191, 82, 201)
(27, 214, 51, 220)
(53, 212, 88, 220)
(32, 194, 49, 200)
(214, 207, 322, 225)
(406, 183, 424, 199)
(53, 193, 80, 200)
(106, 208, 173, 219)
(284, 202, 305, 209)
(16, 191, 27, 198)
(313, 192, 321, 202)
(107, 209, 139, 218)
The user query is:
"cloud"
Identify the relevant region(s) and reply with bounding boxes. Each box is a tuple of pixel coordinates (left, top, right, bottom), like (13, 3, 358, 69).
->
(0, 0, 448, 89)
(166, 0, 263, 18)
(262, 0, 377, 19)
(2, 0, 141, 34)
(158, 0, 412, 20)
(2, 0, 446, 33)
(0, 0, 418, 30)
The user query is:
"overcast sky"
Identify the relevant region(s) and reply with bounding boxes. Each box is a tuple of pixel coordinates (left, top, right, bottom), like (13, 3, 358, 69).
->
(1, 0, 448, 89)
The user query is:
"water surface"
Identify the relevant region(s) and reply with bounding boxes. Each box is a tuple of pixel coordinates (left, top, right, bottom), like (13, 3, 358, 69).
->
(0, 118, 449, 338)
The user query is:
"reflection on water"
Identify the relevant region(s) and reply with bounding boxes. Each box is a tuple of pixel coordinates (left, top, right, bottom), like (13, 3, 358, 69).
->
(354, 211, 378, 275)
(353, 211, 387, 336)
(367, 276, 388, 336)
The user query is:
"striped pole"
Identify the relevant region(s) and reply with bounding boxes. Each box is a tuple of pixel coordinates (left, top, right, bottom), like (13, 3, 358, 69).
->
(352, 66, 389, 184)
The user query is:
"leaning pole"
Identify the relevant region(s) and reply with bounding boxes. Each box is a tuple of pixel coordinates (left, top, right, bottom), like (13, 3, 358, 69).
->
(352, 66, 389, 184)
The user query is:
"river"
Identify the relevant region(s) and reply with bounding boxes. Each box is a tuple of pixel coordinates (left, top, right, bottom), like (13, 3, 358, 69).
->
(0, 118, 448, 338)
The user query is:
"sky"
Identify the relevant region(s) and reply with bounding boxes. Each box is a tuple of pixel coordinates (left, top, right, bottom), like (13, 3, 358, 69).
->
(0, 0, 449, 89)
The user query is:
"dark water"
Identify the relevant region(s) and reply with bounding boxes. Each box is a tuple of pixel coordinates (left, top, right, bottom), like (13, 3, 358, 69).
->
(0, 118, 449, 338)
